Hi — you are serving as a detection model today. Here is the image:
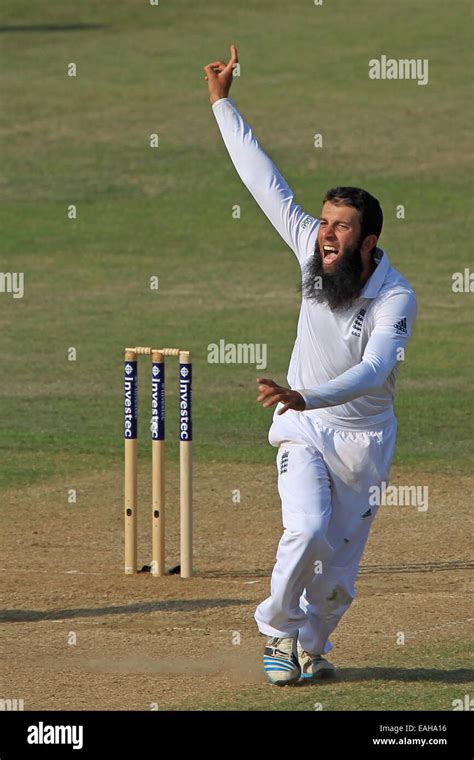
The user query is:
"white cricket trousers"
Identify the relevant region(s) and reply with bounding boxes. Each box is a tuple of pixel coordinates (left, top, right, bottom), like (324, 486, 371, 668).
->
(255, 409, 397, 655)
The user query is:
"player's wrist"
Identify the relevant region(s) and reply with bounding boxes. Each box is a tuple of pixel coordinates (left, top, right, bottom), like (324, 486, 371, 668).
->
(210, 92, 229, 105)
(297, 389, 320, 411)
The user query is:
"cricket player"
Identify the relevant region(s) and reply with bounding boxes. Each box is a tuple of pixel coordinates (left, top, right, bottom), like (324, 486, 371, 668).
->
(204, 46, 417, 685)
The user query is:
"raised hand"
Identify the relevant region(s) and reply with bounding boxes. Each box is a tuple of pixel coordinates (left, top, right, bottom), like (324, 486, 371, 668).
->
(203, 44, 239, 104)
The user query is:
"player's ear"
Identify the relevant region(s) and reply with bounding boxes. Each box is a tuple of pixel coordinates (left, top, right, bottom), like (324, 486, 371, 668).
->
(361, 234, 378, 255)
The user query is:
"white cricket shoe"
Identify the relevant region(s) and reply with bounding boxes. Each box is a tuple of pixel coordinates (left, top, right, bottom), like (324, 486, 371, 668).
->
(263, 636, 301, 686)
(298, 642, 336, 682)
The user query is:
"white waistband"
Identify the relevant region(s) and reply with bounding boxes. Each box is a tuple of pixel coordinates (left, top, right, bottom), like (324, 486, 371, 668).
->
(302, 407, 396, 432)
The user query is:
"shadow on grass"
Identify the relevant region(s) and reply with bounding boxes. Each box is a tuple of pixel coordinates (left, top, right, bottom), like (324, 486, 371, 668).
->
(0, 24, 110, 33)
(0, 599, 250, 622)
(295, 666, 474, 686)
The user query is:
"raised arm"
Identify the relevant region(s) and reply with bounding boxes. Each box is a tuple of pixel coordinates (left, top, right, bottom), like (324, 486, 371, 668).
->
(204, 45, 318, 262)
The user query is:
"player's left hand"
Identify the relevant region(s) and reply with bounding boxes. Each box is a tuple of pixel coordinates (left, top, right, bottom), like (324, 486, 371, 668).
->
(256, 378, 306, 415)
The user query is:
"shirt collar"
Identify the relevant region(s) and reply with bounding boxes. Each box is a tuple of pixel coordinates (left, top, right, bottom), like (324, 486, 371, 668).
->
(360, 248, 390, 299)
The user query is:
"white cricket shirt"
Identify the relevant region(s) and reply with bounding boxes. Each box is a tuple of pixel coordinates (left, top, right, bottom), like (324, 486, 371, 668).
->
(212, 98, 417, 431)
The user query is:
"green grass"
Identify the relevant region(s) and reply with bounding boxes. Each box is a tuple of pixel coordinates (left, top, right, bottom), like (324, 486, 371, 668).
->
(170, 639, 474, 711)
(0, 0, 473, 489)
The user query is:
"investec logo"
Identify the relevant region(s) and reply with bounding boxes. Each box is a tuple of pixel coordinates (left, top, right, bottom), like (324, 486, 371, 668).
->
(179, 366, 191, 440)
(124, 363, 136, 438)
(151, 363, 163, 439)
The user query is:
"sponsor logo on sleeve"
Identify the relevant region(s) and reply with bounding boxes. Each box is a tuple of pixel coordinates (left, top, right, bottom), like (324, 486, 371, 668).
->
(393, 317, 408, 335)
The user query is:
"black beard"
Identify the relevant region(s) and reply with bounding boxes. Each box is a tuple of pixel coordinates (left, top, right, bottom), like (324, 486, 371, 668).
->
(301, 237, 364, 311)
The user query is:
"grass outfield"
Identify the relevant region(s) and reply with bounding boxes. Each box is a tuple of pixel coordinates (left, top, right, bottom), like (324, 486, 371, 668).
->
(1, 0, 472, 489)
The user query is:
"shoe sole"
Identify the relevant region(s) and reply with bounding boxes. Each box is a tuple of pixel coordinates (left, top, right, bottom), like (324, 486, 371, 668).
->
(266, 675, 301, 687)
(299, 669, 336, 682)
(264, 668, 301, 686)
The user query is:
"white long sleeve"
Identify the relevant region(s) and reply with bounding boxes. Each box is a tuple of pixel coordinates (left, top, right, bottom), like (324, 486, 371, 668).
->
(212, 97, 318, 262)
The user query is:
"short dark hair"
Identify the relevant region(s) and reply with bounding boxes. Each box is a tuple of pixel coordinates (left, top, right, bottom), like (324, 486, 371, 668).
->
(323, 186, 383, 244)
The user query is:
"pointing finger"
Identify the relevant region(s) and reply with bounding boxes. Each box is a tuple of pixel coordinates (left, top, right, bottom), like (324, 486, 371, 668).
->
(224, 46, 238, 74)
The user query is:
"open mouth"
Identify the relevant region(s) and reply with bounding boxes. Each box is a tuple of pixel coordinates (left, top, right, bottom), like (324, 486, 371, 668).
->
(322, 245, 340, 263)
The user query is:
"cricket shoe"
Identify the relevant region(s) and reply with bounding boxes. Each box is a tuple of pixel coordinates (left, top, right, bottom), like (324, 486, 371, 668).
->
(298, 642, 336, 682)
(263, 636, 301, 686)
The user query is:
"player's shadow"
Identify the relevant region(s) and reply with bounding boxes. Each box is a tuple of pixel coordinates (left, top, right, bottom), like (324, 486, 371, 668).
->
(297, 666, 474, 685)
(0, 24, 109, 33)
(0, 599, 250, 623)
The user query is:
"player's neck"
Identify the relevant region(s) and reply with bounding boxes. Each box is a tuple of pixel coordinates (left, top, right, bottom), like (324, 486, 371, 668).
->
(360, 249, 378, 286)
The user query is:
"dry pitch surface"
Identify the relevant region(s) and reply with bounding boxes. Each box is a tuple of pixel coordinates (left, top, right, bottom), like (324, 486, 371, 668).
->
(2, 462, 472, 711)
